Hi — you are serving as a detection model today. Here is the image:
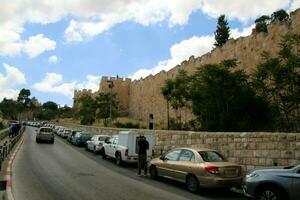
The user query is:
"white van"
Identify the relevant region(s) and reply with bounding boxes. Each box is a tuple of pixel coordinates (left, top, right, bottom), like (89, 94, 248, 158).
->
(102, 131, 154, 166)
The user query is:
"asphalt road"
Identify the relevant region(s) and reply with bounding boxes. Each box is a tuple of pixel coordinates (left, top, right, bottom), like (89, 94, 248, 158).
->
(12, 127, 246, 200)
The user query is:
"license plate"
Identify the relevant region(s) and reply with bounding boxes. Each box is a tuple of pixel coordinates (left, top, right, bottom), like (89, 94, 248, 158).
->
(224, 169, 238, 176)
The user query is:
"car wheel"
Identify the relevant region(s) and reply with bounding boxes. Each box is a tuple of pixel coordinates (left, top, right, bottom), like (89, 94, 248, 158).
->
(36, 139, 39, 143)
(51, 139, 54, 144)
(102, 149, 107, 159)
(99, 147, 104, 155)
(93, 146, 97, 154)
(116, 153, 122, 166)
(256, 186, 285, 200)
(186, 175, 199, 193)
(150, 165, 158, 180)
(85, 144, 89, 151)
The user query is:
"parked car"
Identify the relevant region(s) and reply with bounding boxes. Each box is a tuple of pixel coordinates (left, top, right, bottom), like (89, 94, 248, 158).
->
(36, 127, 54, 144)
(57, 128, 65, 136)
(73, 132, 92, 146)
(149, 147, 243, 192)
(68, 130, 81, 143)
(86, 135, 110, 154)
(61, 129, 72, 139)
(244, 164, 300, 200)
(102, 131, 154, 166)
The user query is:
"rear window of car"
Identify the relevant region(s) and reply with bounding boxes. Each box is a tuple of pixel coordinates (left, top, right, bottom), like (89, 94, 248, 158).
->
(40, 128, 52, 132)
(99, 136, 109, 141)
(198, 151, 226, 162)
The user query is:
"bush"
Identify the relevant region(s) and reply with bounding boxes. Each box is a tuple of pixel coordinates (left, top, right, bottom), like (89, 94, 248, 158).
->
(114, 121, 140, 129)
(80, 115, 95, 125)
(169, 118, 196, 131)
(271, 9, 289, 22)
(0, 121, 4, 130)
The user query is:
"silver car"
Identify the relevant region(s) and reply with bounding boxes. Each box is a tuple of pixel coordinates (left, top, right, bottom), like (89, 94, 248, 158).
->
(244, 164, 300, 200)
(36, 127, 54, 144)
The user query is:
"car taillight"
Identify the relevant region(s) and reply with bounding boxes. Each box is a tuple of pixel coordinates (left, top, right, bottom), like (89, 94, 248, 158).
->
(125, 149, 128, 156)
(205, 166, 220, 175)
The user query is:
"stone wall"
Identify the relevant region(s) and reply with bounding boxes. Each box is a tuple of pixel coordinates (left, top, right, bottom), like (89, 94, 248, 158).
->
(100, 76, 131, 112)
(60, 122, 300, 171)
(128, 9, 300, 128)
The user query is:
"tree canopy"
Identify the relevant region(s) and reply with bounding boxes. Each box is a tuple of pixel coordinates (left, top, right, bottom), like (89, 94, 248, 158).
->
(214, 15, 230, 47)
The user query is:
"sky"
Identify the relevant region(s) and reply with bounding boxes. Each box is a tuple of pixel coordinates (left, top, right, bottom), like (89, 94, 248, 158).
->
(0, 0, 299, 106)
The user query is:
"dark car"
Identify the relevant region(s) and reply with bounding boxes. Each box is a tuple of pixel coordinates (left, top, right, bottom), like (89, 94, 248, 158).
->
(244, 164, 300, 200)
(73, 132, 92, 146)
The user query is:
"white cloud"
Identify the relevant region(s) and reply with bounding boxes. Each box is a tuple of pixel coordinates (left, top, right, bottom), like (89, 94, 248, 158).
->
(33, 73, 76, 98)
(23, 34, 56, 58)
(64, 20, 115, 42)
(76, 75, 101, 92)
(130, 35, 214, 80)
(64, 0, 202, 42)
(130, 25, 253, 80)
(231, 25, 254, 39)
(33, 73, 101, 98)
(290, 0, 300, 11)
(0, 63, 26, 100)
(0, 0, 296, 51)
(200, 0, 291, 23)
(48, 55, 58, 64)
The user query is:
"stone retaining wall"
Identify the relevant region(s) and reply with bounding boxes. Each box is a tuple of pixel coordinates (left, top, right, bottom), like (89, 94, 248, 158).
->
(60, 123, 300, 171)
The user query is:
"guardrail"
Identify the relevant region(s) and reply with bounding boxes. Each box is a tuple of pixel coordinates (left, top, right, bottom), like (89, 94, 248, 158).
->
(0, 126, 25, 171)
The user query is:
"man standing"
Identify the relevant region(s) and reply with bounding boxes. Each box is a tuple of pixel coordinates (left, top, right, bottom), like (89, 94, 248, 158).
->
(137, 135, 149, 176)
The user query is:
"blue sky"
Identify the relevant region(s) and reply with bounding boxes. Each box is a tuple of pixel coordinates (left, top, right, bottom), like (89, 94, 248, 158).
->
(0, 0, 298, 106)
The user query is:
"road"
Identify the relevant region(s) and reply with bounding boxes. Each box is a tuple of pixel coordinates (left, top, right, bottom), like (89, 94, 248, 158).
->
(12, 127, 245, 200)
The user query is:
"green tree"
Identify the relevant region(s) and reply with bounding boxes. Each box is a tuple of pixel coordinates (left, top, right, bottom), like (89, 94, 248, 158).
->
(78, 94, 96, 125)
(17, 88, 31, 106)
(34, 101, 59, 120)
(0, 98, 23, 120)
(161, 79, 175, 129)
(189, 60, 273, 131)
(95, 92, 118, 127)
(252, 34, 300, 131)
(59, 105, 73, 118)
(42, 101, 58, 111)
(255, 15, 270, 33)
(214, 15, 230, 47)
(271, 9, 289, 22)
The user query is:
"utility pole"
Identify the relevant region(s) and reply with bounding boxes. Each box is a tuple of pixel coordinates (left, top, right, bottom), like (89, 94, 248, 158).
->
(107, 80, 114, 127)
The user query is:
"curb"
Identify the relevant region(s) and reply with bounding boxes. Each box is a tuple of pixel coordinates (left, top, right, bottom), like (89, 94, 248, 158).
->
(4, 137, 24, 200)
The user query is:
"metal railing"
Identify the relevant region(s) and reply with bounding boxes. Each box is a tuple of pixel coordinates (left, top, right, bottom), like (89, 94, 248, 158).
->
(0, 126, 25, 171)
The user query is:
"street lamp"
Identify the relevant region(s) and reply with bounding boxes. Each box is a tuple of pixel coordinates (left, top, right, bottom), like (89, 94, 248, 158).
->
(107, 80, 114, 127)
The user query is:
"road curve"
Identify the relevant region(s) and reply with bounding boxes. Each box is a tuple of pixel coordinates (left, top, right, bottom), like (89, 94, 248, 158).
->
(12, 127, 243, 200)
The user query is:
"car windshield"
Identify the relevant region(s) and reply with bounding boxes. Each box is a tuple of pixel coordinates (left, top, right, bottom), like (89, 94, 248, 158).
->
(99, 136, 109, 141)
(40, 128, 52, 132)
(81, 133, 91, 138)
(198, 151, 226, 162)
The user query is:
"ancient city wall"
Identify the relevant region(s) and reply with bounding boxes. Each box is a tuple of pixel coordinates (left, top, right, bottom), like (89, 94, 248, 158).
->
(128, 9, 300, 127)
(100, 76, 131, 112)
(60, 122, 300, 171)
